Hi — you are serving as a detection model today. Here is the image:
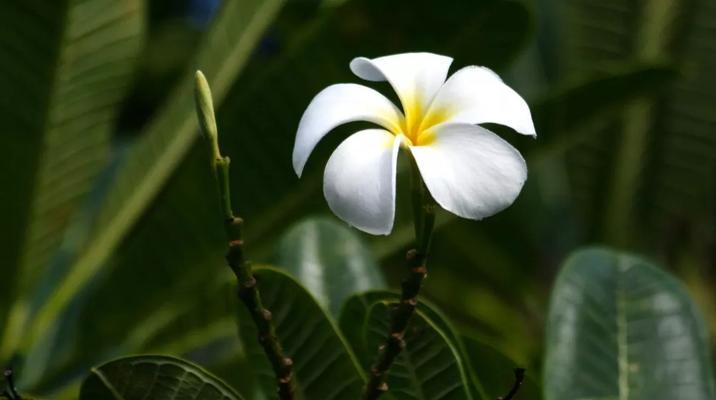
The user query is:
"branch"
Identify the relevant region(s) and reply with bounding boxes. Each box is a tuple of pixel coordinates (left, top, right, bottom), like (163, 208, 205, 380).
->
(3, 368, 21, 400)
(195, 71, 295, 399)
(498, 368, 526, 400)
(363, 156, 436, 400)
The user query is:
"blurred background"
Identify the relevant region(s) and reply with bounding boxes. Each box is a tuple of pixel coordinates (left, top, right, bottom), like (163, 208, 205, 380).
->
(1, 0, 714, 397)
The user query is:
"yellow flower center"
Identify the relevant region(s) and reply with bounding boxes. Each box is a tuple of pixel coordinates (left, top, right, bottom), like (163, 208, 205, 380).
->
(393, 93, 449, 147)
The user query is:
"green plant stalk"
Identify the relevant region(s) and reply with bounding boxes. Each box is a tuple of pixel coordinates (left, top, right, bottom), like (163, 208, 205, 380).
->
(363, 155, 436, 399)
(3, 368, 21, 400)
(195, 71, 295, 399)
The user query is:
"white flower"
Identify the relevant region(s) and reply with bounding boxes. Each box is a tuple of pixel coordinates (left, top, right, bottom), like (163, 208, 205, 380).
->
(293, 52, 536, 235)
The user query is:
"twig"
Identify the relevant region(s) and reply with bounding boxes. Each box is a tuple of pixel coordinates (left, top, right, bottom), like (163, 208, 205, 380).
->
(195, 71, 295, 399)
(498, 368, 526, 400)
(363, 155, 436, 399)
(3, 368, 21, 400)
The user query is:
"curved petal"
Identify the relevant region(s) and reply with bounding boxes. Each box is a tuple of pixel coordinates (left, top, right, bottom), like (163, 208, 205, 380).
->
(410, 123, 527, 220)
(350, 53, 453, 128)
(423, 66, 536, 136)
(293, 83, 403, 176)
(323, 129, 401, 235)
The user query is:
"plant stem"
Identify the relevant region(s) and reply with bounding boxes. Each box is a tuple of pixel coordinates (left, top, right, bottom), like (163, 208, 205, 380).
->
(363, 156, 436, 400)
(195, 71, 295, 399)
(3, 368, 21, 400)
(498, 368, 525, 400)
(216, 157, 295, 399)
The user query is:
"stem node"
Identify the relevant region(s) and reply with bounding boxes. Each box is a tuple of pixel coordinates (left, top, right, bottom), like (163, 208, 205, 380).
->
(362, 156, 436, 400)
(196, 71, 294, 400)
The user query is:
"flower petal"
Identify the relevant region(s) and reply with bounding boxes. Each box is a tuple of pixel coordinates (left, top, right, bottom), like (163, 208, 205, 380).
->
(350, 53, 453, 121)
(410, 123, 527, 220)
(423, 66, 536, 136)
(293, 83, 403, 176)
(323, 129, 401, 235)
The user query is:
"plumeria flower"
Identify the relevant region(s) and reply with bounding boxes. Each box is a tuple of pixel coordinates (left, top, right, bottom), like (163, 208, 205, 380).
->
(293, 52, 536, 235)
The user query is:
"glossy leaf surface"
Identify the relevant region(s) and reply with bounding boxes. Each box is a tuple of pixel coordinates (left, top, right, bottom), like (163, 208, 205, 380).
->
(544, 248, 716, 400)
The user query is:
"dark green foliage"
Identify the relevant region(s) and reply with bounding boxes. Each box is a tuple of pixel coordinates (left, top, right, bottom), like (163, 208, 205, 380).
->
(461, 337, 542, 400)
(80, 355, 244, 400)
(237, 267, 364, 399)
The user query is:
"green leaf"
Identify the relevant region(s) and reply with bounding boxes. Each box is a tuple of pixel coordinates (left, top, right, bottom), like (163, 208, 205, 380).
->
(558, 0, 716, 249)
(544, 247, 716, 400)
(0, 0, 145, 358)
(361, 302, 472, 400)
(273, 217, 386, 317)
(461, 336, 541, 400)
(340, 291, 481, 400)
(17, 0, 285, 380)
(527, 63, 678, 160)
(238, 267, 364, 399)
(79, 355, 244, 400)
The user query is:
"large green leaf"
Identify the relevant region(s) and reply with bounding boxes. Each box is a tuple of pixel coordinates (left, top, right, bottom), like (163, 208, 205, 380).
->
(362, 302, 473, 400)
(273, 217, 386, 317)
(79, 355, 244, 400)
(238, 267, 364, 399)
(21, 0, 286, 352)
(0, 0, 145, 359)
(12, 0, 285, 389)
(340, 291, 485, 400)
(527, 63, 677, 160)
(558, 0, 716, 250)
(544, 247, 716, 400)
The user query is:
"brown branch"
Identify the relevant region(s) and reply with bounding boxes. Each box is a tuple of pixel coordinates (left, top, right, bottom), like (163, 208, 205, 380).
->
(224, 214, 295, 399)
(195, 71, 295, 399)
(363, 156, 435, 400)
(363, 249, 429, 399)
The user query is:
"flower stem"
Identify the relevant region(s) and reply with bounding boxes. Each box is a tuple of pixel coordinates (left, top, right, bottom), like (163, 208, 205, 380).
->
(498, 368, 526, 400)
(3, 368, 21, 400)
(363, 155, 435, 400)
(195, 71, 295, 399)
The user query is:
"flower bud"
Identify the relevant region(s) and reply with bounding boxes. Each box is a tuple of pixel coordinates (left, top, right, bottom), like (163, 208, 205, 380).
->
(194, 70, 221, 160)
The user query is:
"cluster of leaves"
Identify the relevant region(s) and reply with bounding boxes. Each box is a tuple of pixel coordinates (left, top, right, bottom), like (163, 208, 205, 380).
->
(75, 224, 714, 399)
(0, 0, 714, 399)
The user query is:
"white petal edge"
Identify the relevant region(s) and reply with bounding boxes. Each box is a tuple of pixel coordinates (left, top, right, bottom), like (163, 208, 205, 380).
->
(293, 83, 403, 176)
(350, 53, 453, 117)
(323, 129, 401, 235)
(410, 123, 527, 220)
(424, 66, 536, 136)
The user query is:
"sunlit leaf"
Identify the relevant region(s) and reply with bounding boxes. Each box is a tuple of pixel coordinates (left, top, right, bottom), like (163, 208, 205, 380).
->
(0, 0, 144, 362)
(14, 0, 285, 391)
(544, 247, 716, 400)
(273, 217, 386, 317)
